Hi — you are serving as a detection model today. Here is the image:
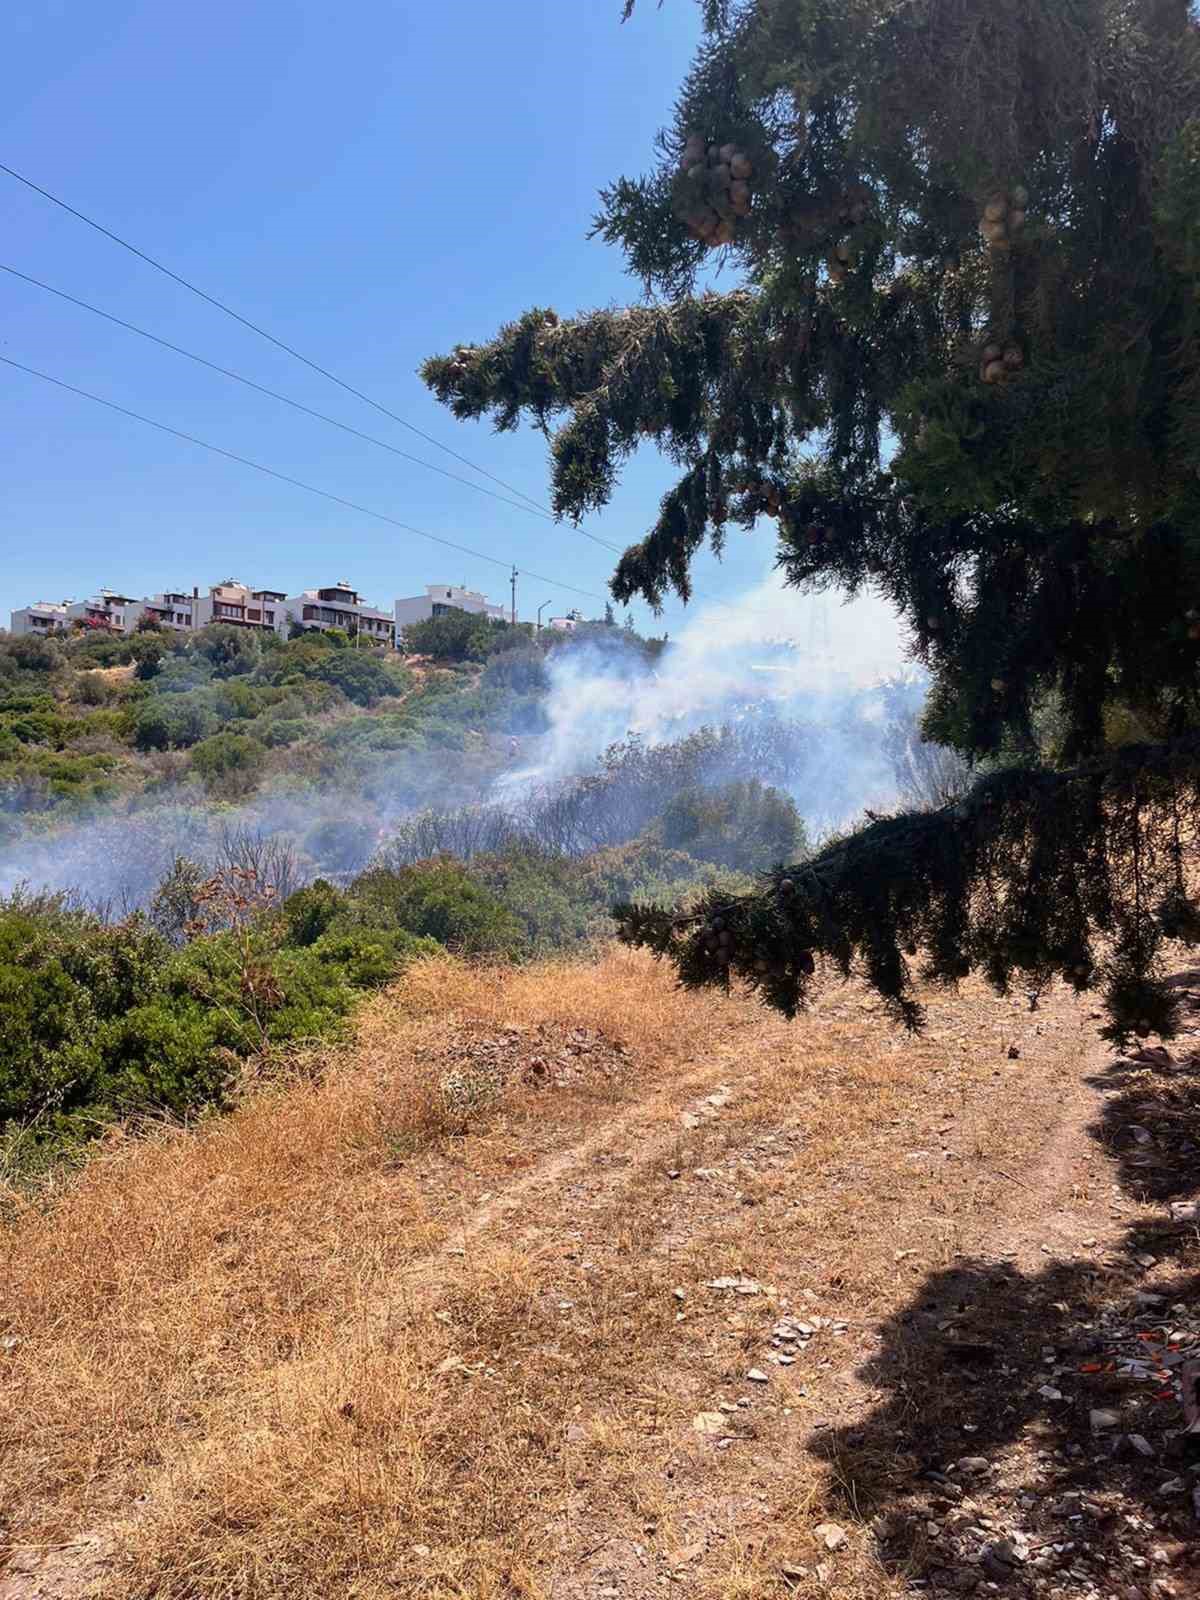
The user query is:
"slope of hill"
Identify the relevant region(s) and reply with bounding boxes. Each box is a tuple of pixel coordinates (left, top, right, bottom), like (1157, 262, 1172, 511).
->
(1, 948, 1196, 1600)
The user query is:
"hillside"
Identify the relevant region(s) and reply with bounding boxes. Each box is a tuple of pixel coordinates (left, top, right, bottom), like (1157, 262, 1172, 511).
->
(1, 947, 1196, 1600)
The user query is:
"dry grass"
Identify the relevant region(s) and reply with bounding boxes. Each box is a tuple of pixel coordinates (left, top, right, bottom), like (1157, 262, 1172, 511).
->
(0, 948, 746, 1589)
(0, 948, 1099, 1599)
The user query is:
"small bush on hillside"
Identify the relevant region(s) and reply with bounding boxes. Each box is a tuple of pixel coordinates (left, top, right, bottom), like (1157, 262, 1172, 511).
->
(0, 878, 438, 1157)
(281, 879, 348, 946)
(190, 732, 267, 797)
(481, 645, 549, 696)
(0, 903, 171, 1124)
(350, 859, 525, 957)
(74, 672, 112, 706)
(658, 779, 807, 872)
(148, 856, 212, 944)
(258, 715, 308, 747)
(65, 634, 136, 668)
(309, 650, 405, 707)
(133, 693, 220, 751)
(307, 925, 439, 988)
(154, 656, 215, 693)
(469, 849, 593, 952)
(3, 634, 65, 674)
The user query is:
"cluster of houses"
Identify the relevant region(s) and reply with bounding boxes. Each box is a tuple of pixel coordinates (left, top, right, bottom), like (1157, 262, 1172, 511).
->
(7, 579, 579, 647)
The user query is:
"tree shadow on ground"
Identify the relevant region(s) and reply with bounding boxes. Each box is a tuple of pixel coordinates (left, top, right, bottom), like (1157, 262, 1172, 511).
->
(808, 1033, 1200, 1596)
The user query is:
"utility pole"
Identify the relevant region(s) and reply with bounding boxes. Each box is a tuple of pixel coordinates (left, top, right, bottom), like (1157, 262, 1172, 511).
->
(510, 565, 518, 625)
(537, 599, 552, 632)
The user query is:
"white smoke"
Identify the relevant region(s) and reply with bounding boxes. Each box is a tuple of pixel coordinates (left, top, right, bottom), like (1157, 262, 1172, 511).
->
(507, 572, 911, 821)
(0, 574, 915, 904)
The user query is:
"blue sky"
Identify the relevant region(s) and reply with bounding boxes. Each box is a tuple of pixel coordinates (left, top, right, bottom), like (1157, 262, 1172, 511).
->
(1, 0, 795, 634)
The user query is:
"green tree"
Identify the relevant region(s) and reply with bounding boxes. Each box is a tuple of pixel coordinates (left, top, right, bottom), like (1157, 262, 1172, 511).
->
(193, 624, 261, 678)
(424, 0, 1200, 1044)
(190, 732, 267, 796)
(400, 611, 494, 661)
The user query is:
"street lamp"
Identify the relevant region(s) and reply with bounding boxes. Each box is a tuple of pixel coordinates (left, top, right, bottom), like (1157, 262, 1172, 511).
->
(537, 599, 553, 631)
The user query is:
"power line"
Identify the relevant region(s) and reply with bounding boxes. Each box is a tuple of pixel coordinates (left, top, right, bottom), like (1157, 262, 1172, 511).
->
(0, 261, 601, 532)
(0, 354, 609, 606)
(0, 160, 564, 523)
(1, 161, 774, 615)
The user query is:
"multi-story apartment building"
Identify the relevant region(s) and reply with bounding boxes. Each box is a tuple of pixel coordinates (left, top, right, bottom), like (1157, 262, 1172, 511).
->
(135, 591, 197, 632)
(10, 600, 70, 636)
(191, 581, 289, 635)
(394, 582, 506, 637)
(11, 575, 515, 645)
(288, 581, 395, 643)
(65, 590, 140, 633)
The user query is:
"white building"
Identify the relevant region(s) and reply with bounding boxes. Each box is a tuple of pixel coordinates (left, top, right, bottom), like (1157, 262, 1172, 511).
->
(192, 580, 290, 635)
(133, 590, 197, 632)
(10, 600, 70, 636)
(287, 581, 395, 643)
(394, 583, 507, 639)
(65, 589, 140, 634)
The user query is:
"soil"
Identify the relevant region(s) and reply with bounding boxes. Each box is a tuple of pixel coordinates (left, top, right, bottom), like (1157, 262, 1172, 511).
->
(2, 965, 1197, 1599)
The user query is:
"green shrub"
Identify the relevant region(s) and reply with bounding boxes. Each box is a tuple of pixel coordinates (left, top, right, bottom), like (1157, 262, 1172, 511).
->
(308, 926, 438, 988)
(309, 650, 405, 707)
(166, 933, 355, 1054)
(400, 611, 494, 661)
(2, 634, 65, 674)
(0, 906, 170, 1124)
(189, 732, 267, 796)
(349, 860, 525, 956)
(130, 635, 166, 680)
(75, 671, 112, 706)
(469, 850, 592, 953)
(134, 692, 219, 751)
(259, 715, 308, 748)
(65, 634, 136, 668)
(281, 880, 349, 946)
(154, 656, 215, 693)
(657, 780, 807, 872)
(481, 645, 549, 697)
(193, 624, 262, 678)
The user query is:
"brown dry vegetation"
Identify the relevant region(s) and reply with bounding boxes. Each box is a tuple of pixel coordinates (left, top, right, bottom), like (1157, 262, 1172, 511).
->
(0, 947, 1195, 1599)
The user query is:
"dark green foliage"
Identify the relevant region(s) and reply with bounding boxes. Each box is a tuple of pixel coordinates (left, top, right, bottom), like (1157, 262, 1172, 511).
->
(62, 633, 135, 669)
(74, 671, 112, 707)
(306, 926, 439, 989)
(350, 860, 525, 957)
(0, 873, 440, 1159)
(129, 634, 166, 680)
(281, 880, 348, 947)
(425, 0, 1200, 1040)
(307, 649, 406, 707)
(133, 692, 219, 752)
(192, 624, 262, 678)
(658, 778, 806, 871)
(189, 732, 267, 797)
(481, 645, 550, 697)
(399, 613, 539, 664)
(616, 737, 1200, 1048)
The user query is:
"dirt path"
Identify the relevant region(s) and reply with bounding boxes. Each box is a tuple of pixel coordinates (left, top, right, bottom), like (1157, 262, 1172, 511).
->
(3, 966, 1197, 1599)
